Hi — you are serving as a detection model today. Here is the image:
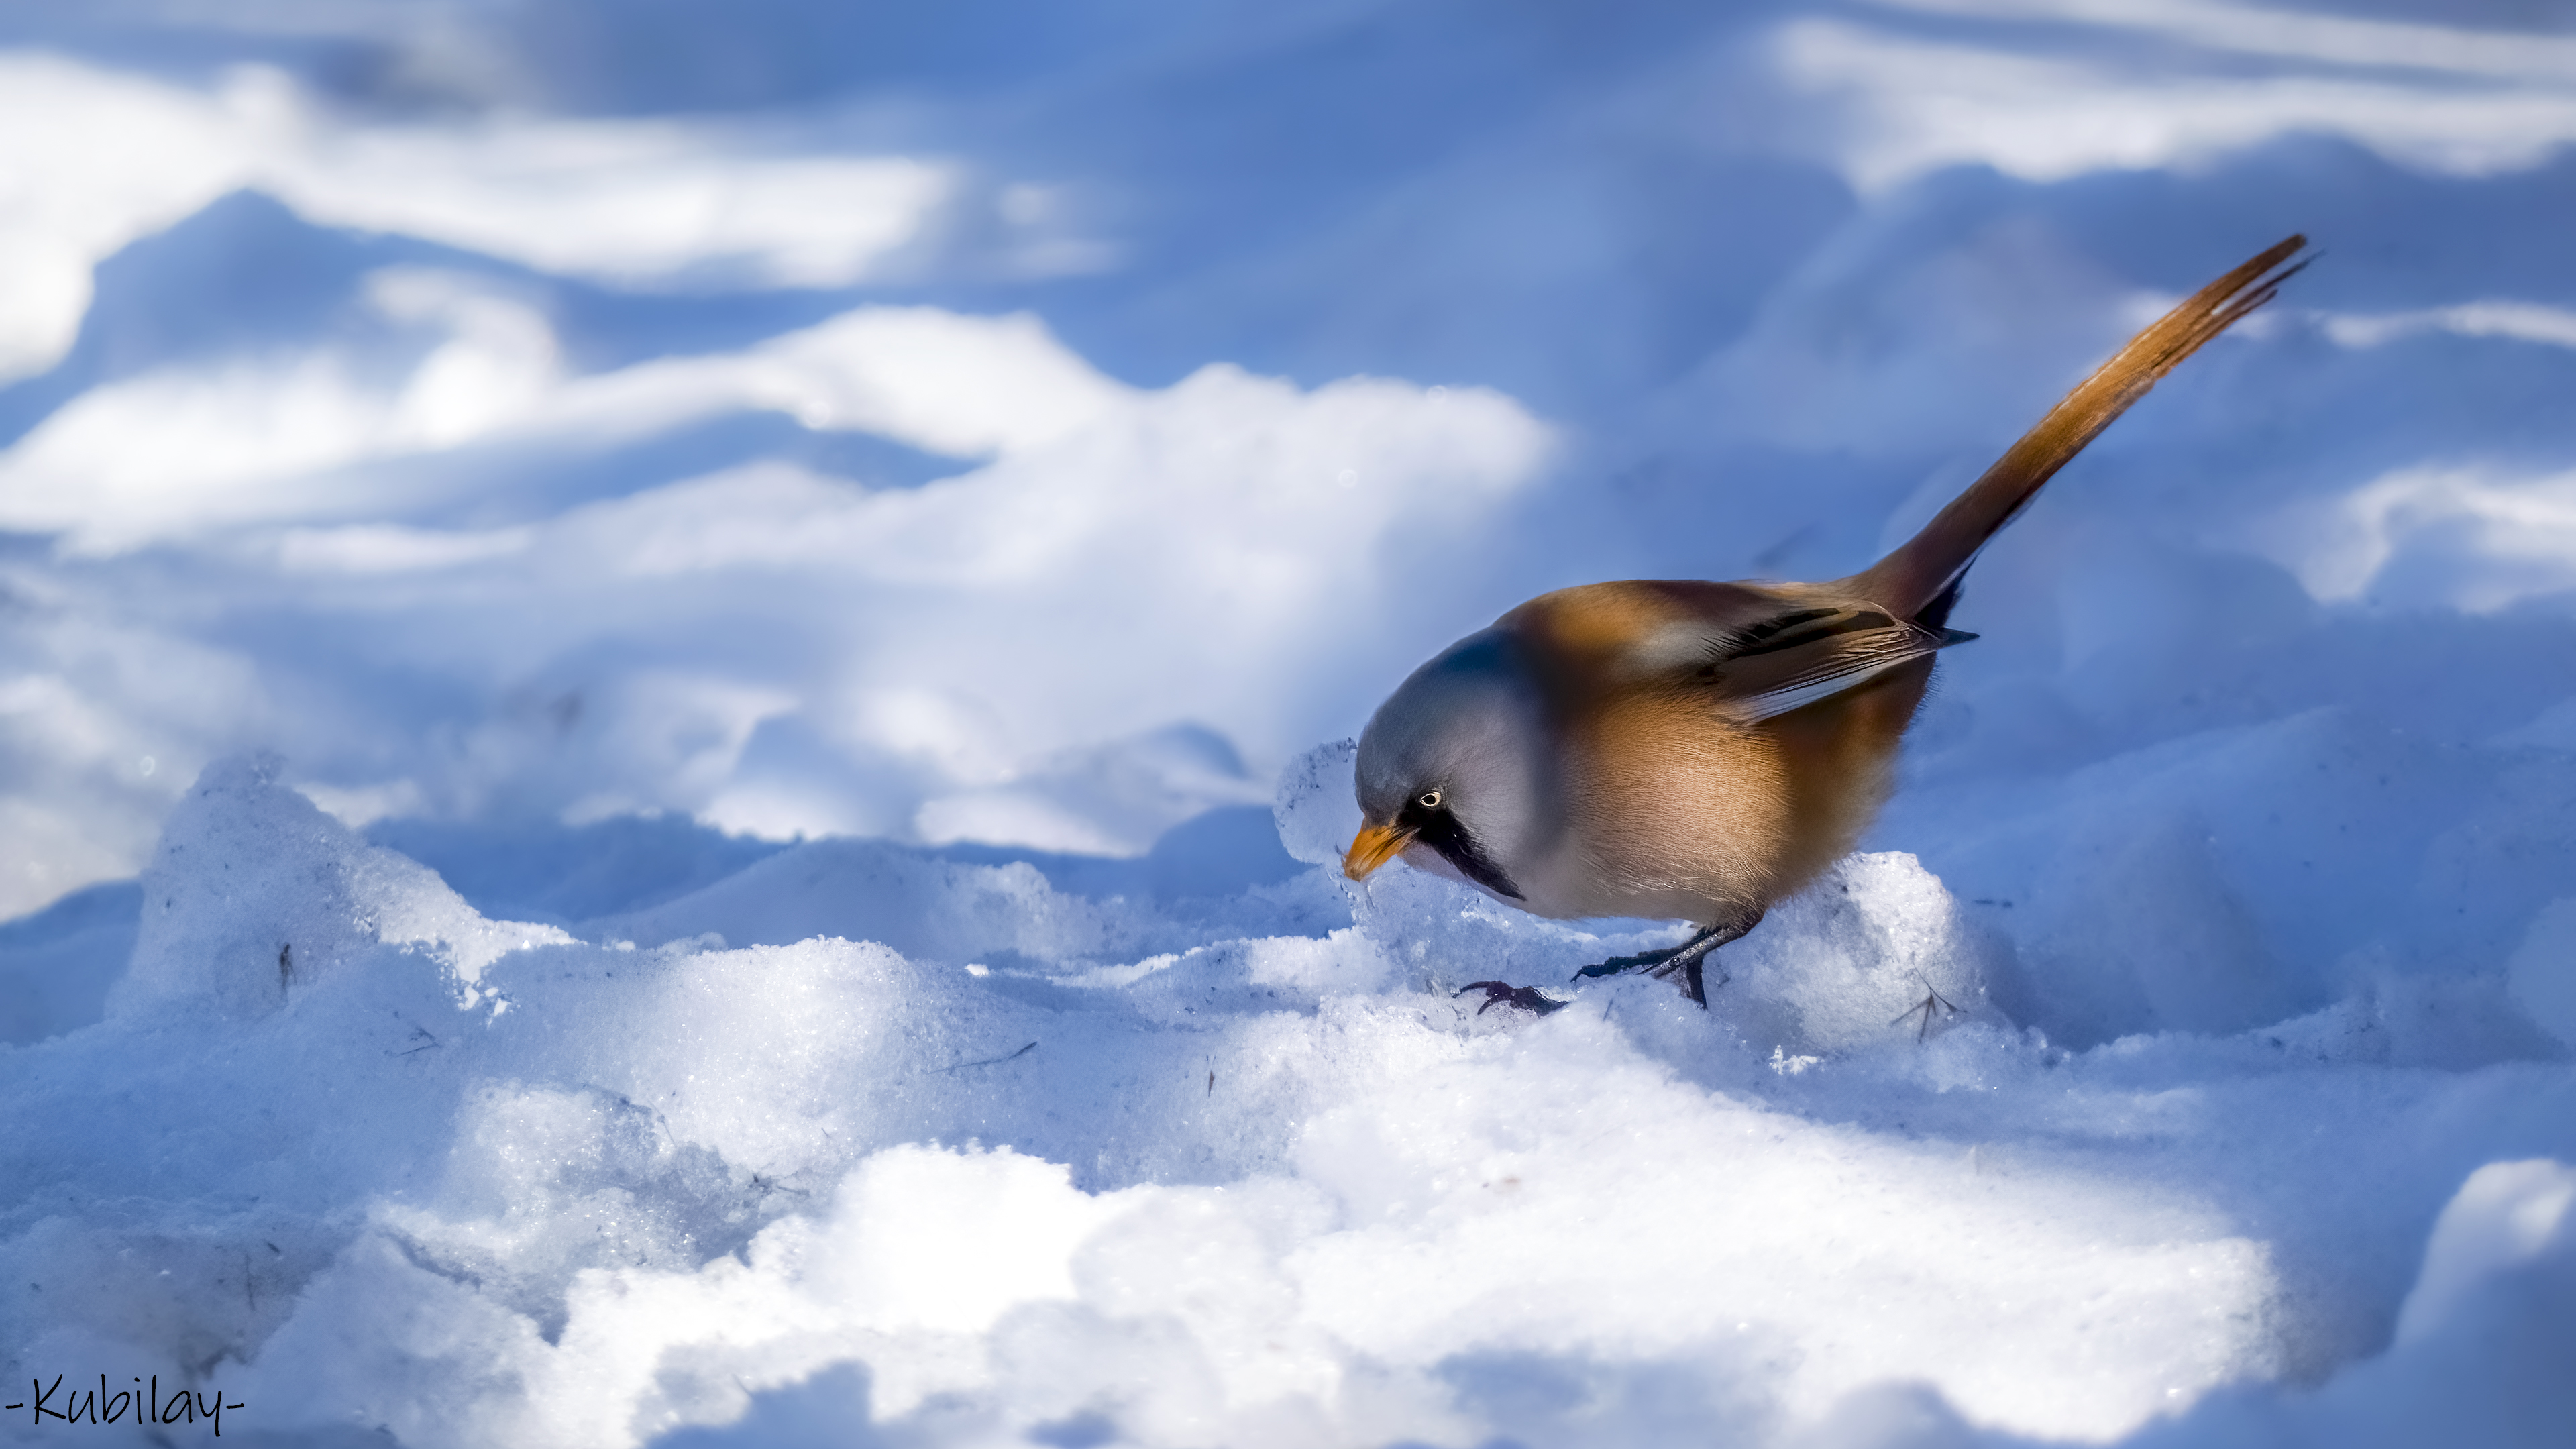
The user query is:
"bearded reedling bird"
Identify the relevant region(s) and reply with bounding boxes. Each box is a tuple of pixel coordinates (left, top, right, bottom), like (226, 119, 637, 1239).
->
(1341, 235, 2308, 1015)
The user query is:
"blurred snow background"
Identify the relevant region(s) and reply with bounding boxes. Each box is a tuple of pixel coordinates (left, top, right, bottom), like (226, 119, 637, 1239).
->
(4, 1, 2576, 1446)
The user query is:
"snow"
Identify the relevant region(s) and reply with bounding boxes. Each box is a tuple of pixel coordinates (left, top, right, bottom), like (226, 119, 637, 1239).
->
(4, 1, 2576, 1445)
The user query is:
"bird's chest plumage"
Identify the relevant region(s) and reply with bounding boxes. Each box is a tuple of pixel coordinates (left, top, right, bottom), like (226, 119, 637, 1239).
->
(1554, 666, 1932, 923)
(1532, 684, 1794, 920)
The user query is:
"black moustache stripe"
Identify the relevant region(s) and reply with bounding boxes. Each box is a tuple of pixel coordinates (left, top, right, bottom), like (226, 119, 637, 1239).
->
(1401, 802, 1523, 901)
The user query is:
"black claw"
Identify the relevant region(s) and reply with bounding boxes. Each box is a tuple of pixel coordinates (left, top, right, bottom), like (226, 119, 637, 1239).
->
(1456, 981, 1568, 1016)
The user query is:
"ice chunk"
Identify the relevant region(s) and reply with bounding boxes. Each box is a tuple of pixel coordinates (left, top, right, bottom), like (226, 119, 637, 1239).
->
(1273, 739, 1362, 870)
(117, 753, 570, 1018)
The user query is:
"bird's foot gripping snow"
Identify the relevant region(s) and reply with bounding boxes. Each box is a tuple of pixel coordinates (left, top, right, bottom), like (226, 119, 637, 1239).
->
(1570, 914, 1759, 1008)
(1456, 981, 1569, 1016)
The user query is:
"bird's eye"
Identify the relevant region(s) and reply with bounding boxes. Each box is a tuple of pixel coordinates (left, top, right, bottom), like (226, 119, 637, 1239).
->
(1418, 789, 1444, 809)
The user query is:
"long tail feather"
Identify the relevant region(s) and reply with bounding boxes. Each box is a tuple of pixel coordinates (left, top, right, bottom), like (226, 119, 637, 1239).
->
(1850, 235, 2308, 619)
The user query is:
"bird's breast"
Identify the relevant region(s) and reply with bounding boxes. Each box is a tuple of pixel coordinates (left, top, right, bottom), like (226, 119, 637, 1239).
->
(1533, 688, 1796, 922)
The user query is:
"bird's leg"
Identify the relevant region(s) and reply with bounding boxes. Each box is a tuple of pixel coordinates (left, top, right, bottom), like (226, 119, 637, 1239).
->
(1681, 953, 1713, 1007)
(1644, 930, 1728, 1008)
(1573, 941, 1693, 980)
(1462, 912, 1765, 1018)
(1572, 910, 1763, 1009)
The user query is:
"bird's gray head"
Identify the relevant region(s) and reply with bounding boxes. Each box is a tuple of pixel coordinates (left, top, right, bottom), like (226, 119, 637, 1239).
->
(1344, 627, 1550, 901)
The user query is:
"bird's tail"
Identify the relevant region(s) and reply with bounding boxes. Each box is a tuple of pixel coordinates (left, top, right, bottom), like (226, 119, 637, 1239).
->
(1846, 235, 2308, 624)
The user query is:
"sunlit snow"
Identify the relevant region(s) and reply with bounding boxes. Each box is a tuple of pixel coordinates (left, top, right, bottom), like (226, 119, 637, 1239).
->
(4, 3, 2576, 1447)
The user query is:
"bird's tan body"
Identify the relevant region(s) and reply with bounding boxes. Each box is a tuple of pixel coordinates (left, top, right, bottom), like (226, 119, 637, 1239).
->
(1406, 580, 1932, 923)
(1348, 237, 2309, 980)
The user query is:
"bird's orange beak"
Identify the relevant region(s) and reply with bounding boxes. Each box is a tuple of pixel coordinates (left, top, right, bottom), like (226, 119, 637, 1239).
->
(1342, 822, 1415, 881)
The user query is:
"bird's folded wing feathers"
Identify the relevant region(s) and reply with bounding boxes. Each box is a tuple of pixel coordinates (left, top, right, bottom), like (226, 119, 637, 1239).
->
(1703, 606, 1974, 722)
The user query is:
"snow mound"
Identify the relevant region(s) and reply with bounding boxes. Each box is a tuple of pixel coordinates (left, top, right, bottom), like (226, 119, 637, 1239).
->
(3, 751, 2571, 1447)
(118, 753, 574, 1019)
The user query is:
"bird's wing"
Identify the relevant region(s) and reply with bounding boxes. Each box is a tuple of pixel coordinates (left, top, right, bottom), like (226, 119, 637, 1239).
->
(1699, 604, 1974, 722)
